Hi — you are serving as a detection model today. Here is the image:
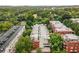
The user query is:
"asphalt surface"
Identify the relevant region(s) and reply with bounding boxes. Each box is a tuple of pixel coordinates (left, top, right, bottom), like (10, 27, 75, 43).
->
(0, 26, 23, 53)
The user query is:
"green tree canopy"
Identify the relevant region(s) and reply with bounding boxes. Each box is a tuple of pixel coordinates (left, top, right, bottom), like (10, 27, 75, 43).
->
(15, 36, 33, 53)
(50, 33, 63, 52)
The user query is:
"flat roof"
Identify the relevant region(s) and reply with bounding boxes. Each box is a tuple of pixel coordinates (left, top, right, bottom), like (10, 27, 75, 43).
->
(55, 27, 73, 32)
(30, 24, 50, 49)
(30, 24, 39, 40)
(30, 24, 50, 40)
(63, 34, 79, 41)
(50, 21, 74, 32)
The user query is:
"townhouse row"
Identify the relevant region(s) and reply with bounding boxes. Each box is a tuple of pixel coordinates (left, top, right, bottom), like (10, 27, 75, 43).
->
(30, 24, 50, 52)
(50, 21, 79, 53)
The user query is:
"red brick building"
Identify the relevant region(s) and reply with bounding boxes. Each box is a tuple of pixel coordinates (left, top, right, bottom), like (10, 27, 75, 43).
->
(50, 21, 79, 53)
(62, 34, 79, 53)
(30, 24, 50, 52)
(50, 21, 74, 35)
(32, 40, 39, 49)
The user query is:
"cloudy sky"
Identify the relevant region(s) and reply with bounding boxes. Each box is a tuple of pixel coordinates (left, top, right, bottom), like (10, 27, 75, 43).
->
(0, 0, 79, 6)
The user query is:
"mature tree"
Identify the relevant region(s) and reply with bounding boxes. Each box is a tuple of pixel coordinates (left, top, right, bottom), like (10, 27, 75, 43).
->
(0, 21, 13, 32)
(63, 20, 79, 36)
(50, 33, 63, 52)
(23, 29, 32, 37)
(15, 36, 33, 53)
(62, 12, 72, 20)
(26, 14, 34, 26)
(41, 18, 49, 24)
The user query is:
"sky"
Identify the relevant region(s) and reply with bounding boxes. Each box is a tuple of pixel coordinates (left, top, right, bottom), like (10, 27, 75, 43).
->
(0, 0, 79, 6)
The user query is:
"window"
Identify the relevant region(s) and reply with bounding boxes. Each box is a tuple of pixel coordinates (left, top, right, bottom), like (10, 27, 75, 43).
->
(70, 47, 73, 49)
(75, 44, 79, 46)
(69, 44, 74, 46)
(70, 50, 73, 52)
(74, 50, 77, 52)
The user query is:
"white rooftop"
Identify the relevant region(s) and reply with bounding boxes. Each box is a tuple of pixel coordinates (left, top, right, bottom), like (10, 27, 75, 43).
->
(55, 27, 73, 32)
(63, 34, 79, 41)
(30, 24, 50, 39)
(50, 21, 73, 32)
(30, 34, 38, 40)
(30, 24, 50, 49)
(39, 24, 50, 40)
(30, 24, 39, 40)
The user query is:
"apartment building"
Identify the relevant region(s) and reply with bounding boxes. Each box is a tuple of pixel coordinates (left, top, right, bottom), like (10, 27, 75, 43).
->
(30, 24, 39, 49)
(39, 24, 50, 52)
(49, 21, 79, 53)
(30, 24, 50, 52)
(62, 34, 79, 53)
(0, 26, 25, 53)
(50, 21, 74, 35)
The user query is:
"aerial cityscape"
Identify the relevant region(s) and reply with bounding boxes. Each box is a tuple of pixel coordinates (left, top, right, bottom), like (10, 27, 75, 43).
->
(0, 6, 79, 53)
